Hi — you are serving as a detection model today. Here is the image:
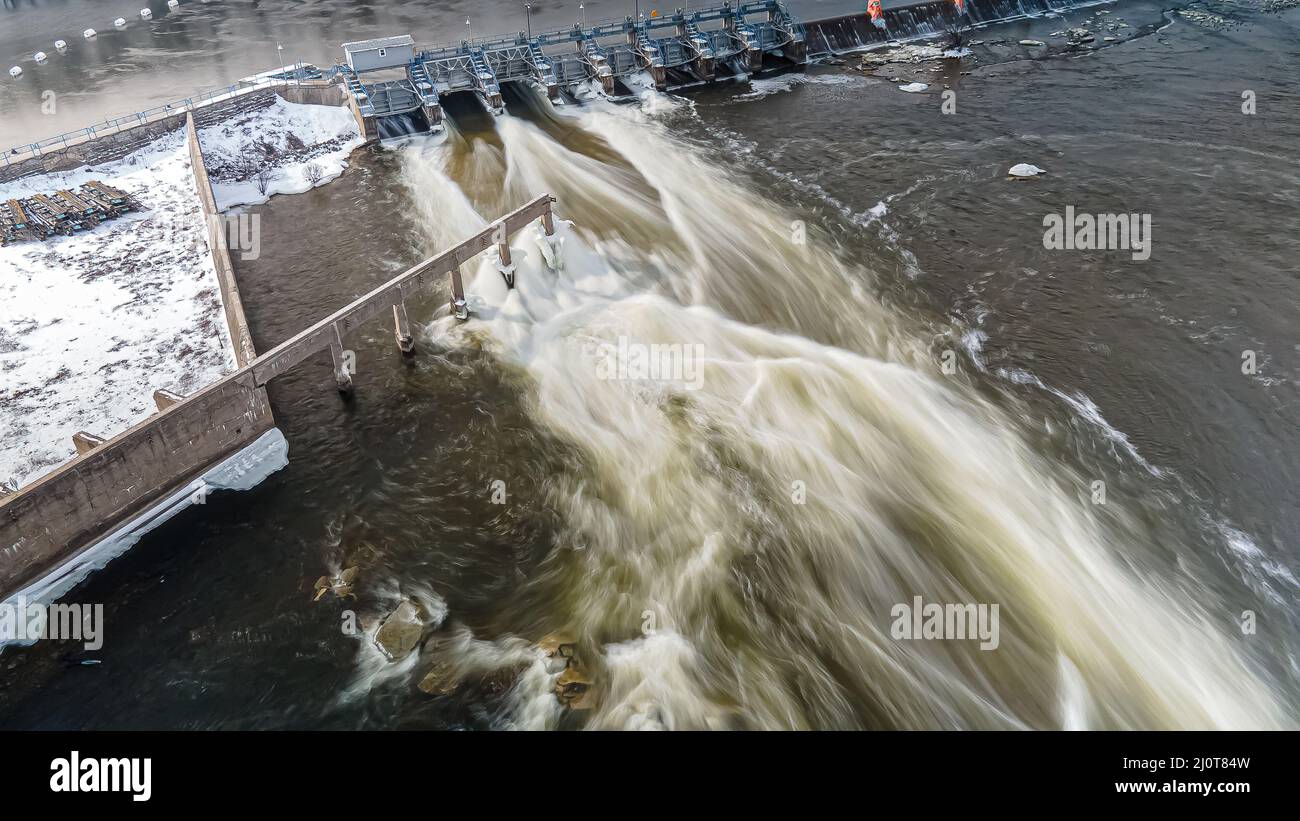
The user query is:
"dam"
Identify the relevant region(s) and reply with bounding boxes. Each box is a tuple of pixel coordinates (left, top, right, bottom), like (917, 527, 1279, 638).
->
(3, 0, 1297, 736)
(340, 0, 810, 137)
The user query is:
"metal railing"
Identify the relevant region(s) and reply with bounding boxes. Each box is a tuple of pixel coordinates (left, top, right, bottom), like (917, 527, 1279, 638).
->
(2, 67, 316, 168)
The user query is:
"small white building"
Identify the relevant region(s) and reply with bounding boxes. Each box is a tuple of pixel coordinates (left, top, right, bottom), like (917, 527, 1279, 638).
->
(342, 35, 415, 74)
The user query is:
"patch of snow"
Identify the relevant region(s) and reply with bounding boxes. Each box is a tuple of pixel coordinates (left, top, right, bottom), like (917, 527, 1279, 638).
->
(898, 82, 929, 93)
(198, 97, 364, 210)
(0, 130, 236, 488)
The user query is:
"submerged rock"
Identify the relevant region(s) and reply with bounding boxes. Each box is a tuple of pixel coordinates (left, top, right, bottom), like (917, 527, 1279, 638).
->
(539, 633, 577, 663)
(312, 566, 358, 601)
(374, 599, 425, 661)
(1019, 40, 1046, 47)
(418, 658, 462, 695)
(554, 663, 596, 710)
(538, 632, 596, 710)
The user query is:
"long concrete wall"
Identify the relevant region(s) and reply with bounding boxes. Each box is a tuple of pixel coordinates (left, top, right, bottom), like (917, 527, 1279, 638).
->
(186, 111, 259, 368)
(0, 114, 189, 184)
(0, 80, 347, 185)
(0, 372, 275, 595)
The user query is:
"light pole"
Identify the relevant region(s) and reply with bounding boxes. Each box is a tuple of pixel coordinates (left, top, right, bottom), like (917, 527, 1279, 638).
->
(580, 3, 586, 28)
(466, 17, 472, 44)
(525, 2, 533, 40)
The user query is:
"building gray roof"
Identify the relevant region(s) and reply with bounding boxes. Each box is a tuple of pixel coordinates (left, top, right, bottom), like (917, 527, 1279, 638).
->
(342, 35, 415, 53)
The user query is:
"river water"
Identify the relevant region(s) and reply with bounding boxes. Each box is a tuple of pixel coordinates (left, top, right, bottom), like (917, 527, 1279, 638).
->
(0, 0, 1297, 729)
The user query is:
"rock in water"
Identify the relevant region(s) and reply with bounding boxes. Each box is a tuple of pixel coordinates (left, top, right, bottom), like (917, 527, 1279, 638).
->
(311, 566, 358, 601)
(554, 663, 596, 710)
(538, 632, 577, 670)
(1008, 163, 1046, 178)
(374, 599, 424, 661)
(1019, 40, 1046, 47)
(418, 659, 462, 695)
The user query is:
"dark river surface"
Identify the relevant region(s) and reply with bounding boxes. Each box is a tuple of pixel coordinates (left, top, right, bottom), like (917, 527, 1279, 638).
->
(0, 0, 1298, 729)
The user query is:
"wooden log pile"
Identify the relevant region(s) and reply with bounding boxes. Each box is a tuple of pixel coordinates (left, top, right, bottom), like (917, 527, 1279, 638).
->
(1, 181, 142, 246)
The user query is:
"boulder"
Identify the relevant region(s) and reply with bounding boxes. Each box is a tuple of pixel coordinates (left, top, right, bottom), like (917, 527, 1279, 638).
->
(311, 566, 358, 601)
(374, 599, 425, 661)
(555, 663, 596, 710)
(418, 659, 462, 695)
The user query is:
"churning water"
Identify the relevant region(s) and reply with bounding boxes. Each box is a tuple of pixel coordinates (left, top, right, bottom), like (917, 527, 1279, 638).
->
(378, 82, 1292, 729)
(2, 0, 1296, 731)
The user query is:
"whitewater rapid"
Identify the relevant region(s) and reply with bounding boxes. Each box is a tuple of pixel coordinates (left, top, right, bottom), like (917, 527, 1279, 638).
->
(381, 86, 1293, 730)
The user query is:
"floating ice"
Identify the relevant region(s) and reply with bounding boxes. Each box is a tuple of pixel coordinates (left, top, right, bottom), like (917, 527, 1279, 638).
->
(1008, 163, 1046, 177)
(898, 82, 929, 93)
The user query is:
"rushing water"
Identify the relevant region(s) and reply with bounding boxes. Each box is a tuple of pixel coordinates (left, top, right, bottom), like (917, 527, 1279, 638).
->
(0, 0, 1298, 729)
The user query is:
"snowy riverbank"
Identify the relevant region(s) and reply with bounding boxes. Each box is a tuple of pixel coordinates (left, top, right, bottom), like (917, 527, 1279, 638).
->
(198, 96, 364, 210)
(0, 130, 236, 489)
(0, 94, 364, 489)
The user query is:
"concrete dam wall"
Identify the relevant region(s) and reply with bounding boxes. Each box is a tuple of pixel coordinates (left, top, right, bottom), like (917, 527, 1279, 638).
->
(806, 0, 1099, 55)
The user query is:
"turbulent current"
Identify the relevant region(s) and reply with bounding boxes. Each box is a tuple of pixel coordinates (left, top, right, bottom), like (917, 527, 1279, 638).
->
(380, 85, 1293, 730)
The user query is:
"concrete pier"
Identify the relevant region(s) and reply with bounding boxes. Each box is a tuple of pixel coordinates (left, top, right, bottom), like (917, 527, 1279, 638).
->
(0, 194, 556, 599)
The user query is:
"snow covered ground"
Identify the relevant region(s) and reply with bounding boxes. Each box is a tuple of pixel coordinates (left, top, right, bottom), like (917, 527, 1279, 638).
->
(198, 97, 364, 210)
(0, 130, 236, 489)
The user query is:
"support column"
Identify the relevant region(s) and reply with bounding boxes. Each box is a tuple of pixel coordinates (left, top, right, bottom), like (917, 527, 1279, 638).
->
(330, 323, 354, 394)
(73, 431, 106, 455)
(497, 240, 515, 289)
(449, 267, 469, 321)
(393, 302, 415, 354)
